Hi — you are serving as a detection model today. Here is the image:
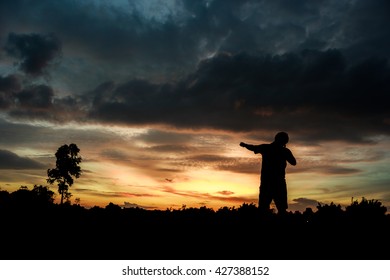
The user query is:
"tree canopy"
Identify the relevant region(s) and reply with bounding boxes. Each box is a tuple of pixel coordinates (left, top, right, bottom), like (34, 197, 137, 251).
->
(47, 143, 82, 205)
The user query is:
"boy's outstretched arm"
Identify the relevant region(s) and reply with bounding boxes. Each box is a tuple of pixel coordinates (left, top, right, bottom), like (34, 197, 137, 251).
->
(240, 142, 247, 148)
(240, 142, 257, 152)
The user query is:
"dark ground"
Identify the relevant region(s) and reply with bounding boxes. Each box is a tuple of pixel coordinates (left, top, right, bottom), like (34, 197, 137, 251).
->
(1, 201, 389, 260)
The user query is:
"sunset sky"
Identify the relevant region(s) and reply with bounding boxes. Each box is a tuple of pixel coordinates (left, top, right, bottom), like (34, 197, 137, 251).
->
(0, 0, 389, 212)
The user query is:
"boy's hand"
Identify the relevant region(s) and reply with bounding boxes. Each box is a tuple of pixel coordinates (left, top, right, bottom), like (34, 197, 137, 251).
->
(240, 142, 246, 147)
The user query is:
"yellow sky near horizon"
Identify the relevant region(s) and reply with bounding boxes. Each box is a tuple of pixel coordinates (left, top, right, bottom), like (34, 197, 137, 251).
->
(1, 124, 388, 214)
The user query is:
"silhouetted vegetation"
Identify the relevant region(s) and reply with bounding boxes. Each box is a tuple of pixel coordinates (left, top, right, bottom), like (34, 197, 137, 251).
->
(47, 143, 82, 205)
(0, 186, 389, 260)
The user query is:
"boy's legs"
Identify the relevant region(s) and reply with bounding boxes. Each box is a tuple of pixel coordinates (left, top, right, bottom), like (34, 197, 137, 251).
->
(259, 183, 273, 213)
(273, 179, 288, 214)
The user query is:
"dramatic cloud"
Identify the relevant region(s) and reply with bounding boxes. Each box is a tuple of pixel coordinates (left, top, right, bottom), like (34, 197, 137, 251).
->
(0, 149, 44, 169)
(0, 78, 85, 123)
(4, 48, 389, 141)
(0, 0, 389, 83)
(0, 1, 389, 143)
(0, 75, 21, 108)
(85, 50, 390, 143)
(4, 33, 62, 76)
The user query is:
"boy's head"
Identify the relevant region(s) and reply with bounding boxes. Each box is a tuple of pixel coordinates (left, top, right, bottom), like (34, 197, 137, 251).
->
(274, 131, 289, 146)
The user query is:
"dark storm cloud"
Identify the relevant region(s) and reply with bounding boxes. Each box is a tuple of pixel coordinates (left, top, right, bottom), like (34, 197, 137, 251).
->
(0, 149, 44, 169)
(0, 0, 389, 143)
(0, 0, 201, 80)
(15, 84, 54, 108)
(341, 0, 390, 60)
(2, 0, 389, 82)
(5, 83, 84, 122)
(0, 75, 21, 108)
(4, 33, 62, 76)
(88, 49, 390, 142)
(0, 75, 21, 92)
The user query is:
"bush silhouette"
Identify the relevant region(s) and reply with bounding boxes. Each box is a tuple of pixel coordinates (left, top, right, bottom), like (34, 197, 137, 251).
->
(0, 187, 389, 260)
(346, 197, 387, 218)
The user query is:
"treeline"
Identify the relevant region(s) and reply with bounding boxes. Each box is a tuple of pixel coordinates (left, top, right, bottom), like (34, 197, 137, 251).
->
(1, 185, 389, 260)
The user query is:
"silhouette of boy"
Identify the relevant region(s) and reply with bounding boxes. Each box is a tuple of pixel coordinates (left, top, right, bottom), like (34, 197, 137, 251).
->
(240, 131, 296, 215)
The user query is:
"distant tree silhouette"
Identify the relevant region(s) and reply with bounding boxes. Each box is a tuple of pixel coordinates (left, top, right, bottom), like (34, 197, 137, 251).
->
(10, 186, 34, 208)
(7, 185, 55, 210)
(0, 190, 11, 209)
(105, 202, 121, 212)
(315, 201, 344, 222)
(47, 143, 82, 205)
(31, 185, 55, 206)
(346, 197, 387, 222)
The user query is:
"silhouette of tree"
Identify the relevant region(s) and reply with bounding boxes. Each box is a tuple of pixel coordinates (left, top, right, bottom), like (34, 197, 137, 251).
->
(0, 190, 11, 209)
(31, 184, 55, 206)
(315, 202, 344, 221)
(346, 197, 387, 224)
(302, 207, 314, 222)
(11, 186, 33, 208)
(7, 185, 55, 210)
(47, 143, 82, 205)
(105, 202, 121, 212)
